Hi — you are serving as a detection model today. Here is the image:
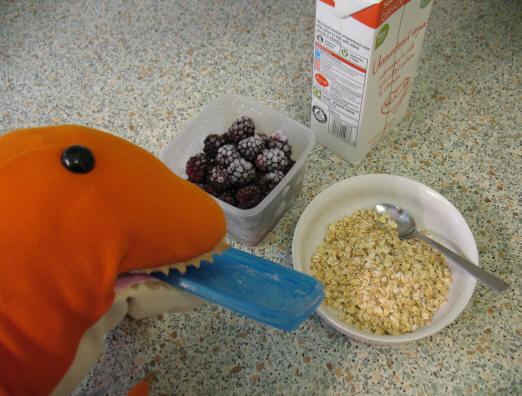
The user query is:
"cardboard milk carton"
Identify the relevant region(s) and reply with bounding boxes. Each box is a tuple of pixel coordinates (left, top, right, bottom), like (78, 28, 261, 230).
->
(310, 0, 433, 163)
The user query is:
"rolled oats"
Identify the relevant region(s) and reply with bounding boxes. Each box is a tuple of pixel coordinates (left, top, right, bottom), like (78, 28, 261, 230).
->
(311, 209, 452, 335)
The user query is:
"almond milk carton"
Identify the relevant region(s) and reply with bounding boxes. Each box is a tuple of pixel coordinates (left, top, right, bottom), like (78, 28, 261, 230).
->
(310, 0, 433, 163)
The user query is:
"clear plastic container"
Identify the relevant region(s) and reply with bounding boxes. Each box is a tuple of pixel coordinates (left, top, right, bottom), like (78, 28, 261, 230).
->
(160, 94, 315, 246)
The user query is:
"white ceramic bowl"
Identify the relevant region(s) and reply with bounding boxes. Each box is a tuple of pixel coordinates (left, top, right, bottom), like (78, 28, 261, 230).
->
(292, 174, 478, 344)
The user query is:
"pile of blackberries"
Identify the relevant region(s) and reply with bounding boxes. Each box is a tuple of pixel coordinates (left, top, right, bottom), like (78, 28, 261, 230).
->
(185, 116, 294, 209)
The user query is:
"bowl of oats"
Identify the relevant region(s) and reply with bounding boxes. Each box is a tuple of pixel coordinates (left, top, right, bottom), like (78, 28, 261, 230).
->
(292, 174, 478, 344)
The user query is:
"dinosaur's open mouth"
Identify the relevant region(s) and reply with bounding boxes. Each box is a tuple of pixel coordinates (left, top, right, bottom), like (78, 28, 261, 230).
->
(114, 239, 230, 291)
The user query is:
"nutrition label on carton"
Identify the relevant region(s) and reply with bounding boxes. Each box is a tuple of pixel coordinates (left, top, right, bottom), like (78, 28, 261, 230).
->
(312, 20, 370, 146)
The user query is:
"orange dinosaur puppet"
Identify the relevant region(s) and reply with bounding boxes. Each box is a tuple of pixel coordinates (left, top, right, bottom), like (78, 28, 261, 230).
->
(0, 125, 227, 396)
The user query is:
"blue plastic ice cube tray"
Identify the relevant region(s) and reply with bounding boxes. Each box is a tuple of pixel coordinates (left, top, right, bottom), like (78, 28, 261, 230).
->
(151, 248, 324, 331)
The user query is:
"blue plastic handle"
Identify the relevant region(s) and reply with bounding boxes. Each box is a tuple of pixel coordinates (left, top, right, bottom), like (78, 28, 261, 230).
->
(151, 248, 324, 331)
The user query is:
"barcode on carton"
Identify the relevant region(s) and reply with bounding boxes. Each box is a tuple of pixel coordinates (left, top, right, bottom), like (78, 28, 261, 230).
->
(328, 111, 358, 147)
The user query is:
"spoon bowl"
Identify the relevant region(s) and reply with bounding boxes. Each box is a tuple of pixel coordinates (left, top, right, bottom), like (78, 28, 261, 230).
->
(375, 203, 509, 293)
(375, 203, 417, 237)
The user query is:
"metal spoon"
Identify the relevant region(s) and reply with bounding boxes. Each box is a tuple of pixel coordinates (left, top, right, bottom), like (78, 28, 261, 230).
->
(375, 203, 510, 293)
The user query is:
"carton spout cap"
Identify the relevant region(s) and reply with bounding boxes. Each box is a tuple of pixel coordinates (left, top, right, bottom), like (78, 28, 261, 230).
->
(333, 0, 381, 18)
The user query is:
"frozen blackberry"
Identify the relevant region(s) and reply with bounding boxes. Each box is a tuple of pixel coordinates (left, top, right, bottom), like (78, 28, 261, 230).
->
(225, 116, 255, 144)
(217, 190, 237, 207)
(203, 134, 226, 157)
(215, 144, 241, 167)
(255, 170, 266, 184)
(237, 134, 266, 161)
(257, 132, 270, 146)
(185, 153, 209, 183)
(236, 185, 263, 209)
(258, 171, 285, 193)
(227, 158, 256, 186)
(284, 158, 295, 173)
(201, 182, 221, 197)
(268, 130, 292, 158)
(207, 166, 232, 192)
(254, 148, 289, 172)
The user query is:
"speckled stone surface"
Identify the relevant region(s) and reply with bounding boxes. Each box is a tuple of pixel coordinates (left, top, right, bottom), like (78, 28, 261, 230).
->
(1, 0, 520, 395)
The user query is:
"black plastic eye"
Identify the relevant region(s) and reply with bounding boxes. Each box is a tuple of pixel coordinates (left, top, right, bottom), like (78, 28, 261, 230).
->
(61, 145, 95, 174)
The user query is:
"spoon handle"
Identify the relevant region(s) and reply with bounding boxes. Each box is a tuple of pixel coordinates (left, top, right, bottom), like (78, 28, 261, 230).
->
(413, 232, 510, 293)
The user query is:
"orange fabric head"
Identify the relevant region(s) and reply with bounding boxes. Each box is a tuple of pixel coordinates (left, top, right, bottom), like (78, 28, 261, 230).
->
(0, 125, 226, 395)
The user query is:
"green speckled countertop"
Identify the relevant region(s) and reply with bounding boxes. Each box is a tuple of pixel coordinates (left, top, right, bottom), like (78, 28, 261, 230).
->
(1, 0, 520, 394)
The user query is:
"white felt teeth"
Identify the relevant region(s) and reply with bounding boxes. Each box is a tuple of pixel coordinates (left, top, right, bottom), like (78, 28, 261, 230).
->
(135, 239, 230, 276)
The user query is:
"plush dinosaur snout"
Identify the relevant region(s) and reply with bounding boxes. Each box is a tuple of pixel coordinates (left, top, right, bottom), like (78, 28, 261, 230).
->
(0, 125, 226, 396)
